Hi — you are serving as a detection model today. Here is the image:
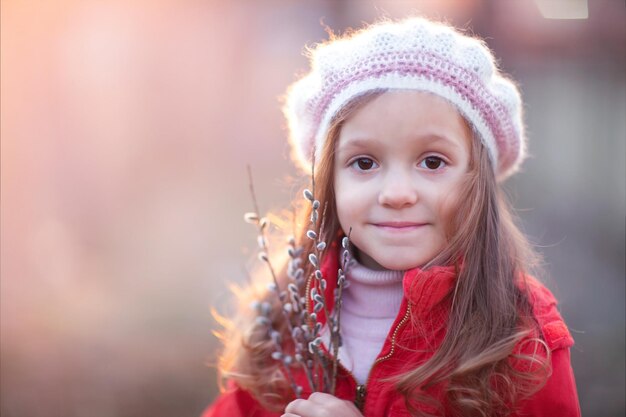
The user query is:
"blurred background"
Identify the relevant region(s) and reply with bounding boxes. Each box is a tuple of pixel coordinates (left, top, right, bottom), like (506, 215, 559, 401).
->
(1, 1, 624, 416)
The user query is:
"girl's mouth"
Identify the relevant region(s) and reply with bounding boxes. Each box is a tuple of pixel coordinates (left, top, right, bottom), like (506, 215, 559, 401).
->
(371, 221, 427, 230)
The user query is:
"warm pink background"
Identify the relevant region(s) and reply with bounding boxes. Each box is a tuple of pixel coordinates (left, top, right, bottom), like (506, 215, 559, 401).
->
(2, 1, 624, 416)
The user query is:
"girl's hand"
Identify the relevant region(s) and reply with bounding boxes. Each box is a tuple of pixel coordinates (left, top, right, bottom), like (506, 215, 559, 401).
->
(281, 392, 364, 417)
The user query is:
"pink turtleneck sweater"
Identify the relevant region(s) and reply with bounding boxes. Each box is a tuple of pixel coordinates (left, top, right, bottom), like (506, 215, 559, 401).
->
(322, 260, 405, 384)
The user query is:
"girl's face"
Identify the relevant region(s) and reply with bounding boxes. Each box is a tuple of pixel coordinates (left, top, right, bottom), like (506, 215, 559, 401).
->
(334, 90, 473, 270)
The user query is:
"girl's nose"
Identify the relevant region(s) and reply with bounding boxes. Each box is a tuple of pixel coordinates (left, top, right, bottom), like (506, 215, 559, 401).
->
(378, 172, 418, 208)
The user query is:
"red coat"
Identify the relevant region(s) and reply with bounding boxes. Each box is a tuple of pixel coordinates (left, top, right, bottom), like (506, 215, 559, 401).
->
(202, 244, 580, 417)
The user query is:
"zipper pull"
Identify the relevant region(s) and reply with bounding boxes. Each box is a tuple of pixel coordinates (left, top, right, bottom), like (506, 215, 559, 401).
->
(354, 384, 366, 411)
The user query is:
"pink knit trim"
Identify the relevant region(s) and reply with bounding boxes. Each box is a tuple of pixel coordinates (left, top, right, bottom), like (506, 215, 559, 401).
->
(306, 50, 519, 173)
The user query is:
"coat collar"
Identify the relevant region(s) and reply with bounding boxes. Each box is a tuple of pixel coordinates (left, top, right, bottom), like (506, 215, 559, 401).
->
(309, 239, 458, 322)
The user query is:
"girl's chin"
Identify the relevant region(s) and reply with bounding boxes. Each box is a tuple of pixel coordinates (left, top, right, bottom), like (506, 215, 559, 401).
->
(352, 245, 437, 271)
(359, 253, 427, 271)
(379, 260, 425, 271)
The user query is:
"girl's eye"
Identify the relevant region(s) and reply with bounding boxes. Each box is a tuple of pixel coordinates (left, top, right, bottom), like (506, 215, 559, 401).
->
(419, 156, 446, 170)
(351, 157, 378, 171)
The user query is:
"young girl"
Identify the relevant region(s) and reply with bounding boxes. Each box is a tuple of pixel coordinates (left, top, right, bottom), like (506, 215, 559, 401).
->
(203, 17, 580, 417)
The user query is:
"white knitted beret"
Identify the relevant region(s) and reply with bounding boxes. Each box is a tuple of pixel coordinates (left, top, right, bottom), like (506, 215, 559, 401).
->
(283, 17, 526, 180)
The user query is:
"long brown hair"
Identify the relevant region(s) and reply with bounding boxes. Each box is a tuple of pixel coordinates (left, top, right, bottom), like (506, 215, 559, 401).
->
(214, 91, 550, 416)
(394, 126, 551, 417)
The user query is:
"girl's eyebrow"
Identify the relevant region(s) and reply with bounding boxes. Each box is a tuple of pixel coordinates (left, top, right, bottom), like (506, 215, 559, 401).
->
(338, 134, 464, 152)
(423, 134, 465, 150)
(337, 137, 381, 152)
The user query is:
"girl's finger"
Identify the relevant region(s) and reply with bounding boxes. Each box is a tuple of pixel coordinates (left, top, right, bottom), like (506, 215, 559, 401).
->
(284, 399, 308, 414)
(284, 394, 364, 417)
(284, 398, 325, 417)
(306, 392, 337, 405)
(306, 392, 361, 414)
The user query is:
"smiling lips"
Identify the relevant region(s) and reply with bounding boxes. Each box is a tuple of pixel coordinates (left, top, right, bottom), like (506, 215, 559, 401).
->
(372, 221, 428, 231)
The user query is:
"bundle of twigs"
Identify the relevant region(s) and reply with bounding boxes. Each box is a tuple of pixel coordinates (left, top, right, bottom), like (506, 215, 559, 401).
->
(244, 165, 351, 397)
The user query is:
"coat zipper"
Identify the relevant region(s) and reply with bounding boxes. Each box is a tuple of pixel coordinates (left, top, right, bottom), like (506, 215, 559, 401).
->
(305, 268, 412, 411)
(353, 302, 412, 411)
